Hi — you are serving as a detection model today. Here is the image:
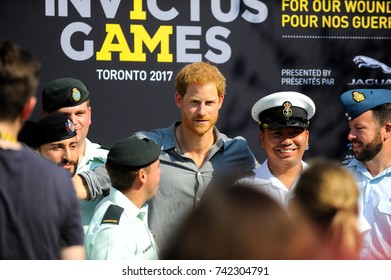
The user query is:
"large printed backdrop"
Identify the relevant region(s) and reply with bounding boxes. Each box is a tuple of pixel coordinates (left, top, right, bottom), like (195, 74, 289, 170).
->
(1, 0, 390, 163)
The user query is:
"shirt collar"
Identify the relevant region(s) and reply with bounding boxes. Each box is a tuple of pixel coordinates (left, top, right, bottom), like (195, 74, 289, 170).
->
(108, 187, 148, 220)
(254, 159, 308, 184)
(347, 157, 391, 180)
(162, 121, 225, 151)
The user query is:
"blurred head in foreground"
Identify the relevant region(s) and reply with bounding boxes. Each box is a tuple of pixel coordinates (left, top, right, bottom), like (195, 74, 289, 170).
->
(162, 182, 295, 260)
(289, 160, 361, 259)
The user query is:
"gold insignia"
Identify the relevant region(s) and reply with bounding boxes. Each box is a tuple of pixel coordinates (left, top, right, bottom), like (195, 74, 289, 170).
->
(352, 91, 365, 102)
(282, 101, 292, 117)
(102, 219, 119, 224)
(71, 87, 81, 102)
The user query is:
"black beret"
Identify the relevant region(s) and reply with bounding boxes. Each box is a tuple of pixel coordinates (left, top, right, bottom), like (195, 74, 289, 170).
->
(18, 121, 38, 147)
(107, 137, 161, 169)
(19, 114, 76, 148)
(42, 78, 89, 113)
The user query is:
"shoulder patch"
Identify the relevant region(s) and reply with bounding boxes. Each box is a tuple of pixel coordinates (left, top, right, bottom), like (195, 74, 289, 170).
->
(101, 204, 124, 225)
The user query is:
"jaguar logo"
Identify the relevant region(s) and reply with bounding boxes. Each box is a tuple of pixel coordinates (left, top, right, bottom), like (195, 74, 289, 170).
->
(353, 56, 391, 74)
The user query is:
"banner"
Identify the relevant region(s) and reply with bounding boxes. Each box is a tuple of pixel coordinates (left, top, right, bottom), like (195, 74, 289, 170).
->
(1, 0, 390, 162)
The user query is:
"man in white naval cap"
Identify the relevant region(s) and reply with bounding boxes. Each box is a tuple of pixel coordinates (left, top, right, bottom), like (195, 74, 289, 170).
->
(240, 91, 316, 208)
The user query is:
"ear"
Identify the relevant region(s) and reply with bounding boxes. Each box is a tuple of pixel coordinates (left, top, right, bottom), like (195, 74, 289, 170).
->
(138, 169, 147, 184)
(259, 131, 265, 148)
(218, 94, 224, 109)
(305, 129, 310, 146)
(88, 106, 92, 126)
(21, 96, 36, 121)
(175, 92, 182, 109)
(384, 123, 391, 141)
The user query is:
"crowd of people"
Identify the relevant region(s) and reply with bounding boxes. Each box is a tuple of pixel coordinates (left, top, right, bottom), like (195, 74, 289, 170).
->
(1, 40, 390, 260)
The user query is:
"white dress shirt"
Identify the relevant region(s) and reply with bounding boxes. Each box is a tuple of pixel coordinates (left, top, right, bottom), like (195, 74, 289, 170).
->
(85, 187, 158, 260)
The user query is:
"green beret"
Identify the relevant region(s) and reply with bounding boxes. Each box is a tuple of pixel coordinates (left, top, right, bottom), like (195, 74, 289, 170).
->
(42, 78, 89, 112)
(107, 137, 161, 169)
(19, 114, 76, 148)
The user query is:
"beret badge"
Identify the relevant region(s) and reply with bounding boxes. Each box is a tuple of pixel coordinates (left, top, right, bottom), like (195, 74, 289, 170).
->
(71, 87, 81, 102)
(352, 91, 366, 103)
(65, 119, 75, 133)
(282, 101, 293, 117)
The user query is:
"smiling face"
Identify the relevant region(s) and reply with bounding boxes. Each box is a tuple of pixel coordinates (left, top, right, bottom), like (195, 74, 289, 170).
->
(176, 82, 223, 137)
(347, 110, 384, 162)
(260, 126, 309, 168)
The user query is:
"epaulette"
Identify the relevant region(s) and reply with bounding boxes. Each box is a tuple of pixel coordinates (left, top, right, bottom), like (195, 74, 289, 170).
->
(97, 143, 109, 151)
(341, 143, 354, 166)
(341, 155, 354, 166)
(101, 204, 124, 225)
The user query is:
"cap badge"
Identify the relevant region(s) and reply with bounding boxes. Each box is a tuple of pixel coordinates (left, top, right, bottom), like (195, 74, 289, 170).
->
(352, 91, 366, 102)
(71, 87, 81, 102)
(282, 101, 293, 117)
(65, 119, 75, 133)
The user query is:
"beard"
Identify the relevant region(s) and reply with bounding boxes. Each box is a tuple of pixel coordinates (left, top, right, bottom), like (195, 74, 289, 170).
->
(58, 159, 78, 177)
(352, 132, 383, 162)
(182, 113, 218, 136)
